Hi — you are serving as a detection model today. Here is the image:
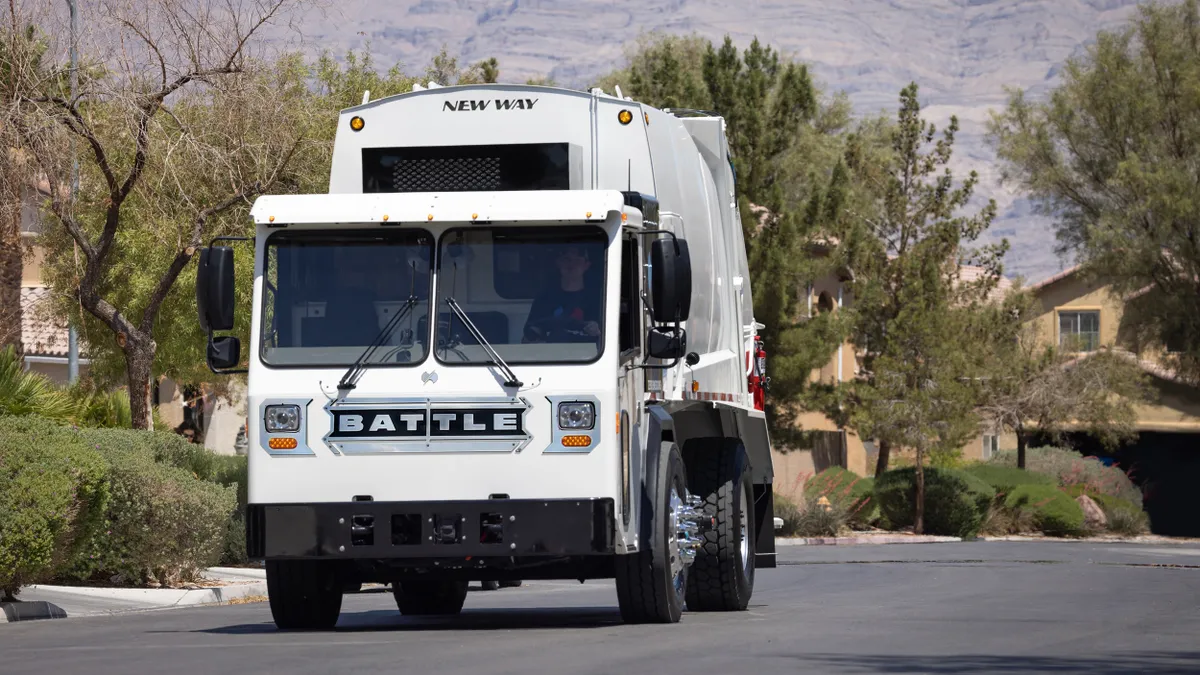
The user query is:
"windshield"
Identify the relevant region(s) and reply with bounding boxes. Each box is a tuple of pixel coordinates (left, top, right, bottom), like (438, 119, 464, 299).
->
(260, 229, 434, 367)
(434, 226, 608, 365)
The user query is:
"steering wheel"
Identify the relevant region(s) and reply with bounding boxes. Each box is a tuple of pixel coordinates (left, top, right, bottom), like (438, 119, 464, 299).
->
(524, 315, 595, 343)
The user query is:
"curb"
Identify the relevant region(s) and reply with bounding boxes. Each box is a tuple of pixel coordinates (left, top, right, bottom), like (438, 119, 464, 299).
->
(777, 535, 962, 546)
(2, 580, 268, 623)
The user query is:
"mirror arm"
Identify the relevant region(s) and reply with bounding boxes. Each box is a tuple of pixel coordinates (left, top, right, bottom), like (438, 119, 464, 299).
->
(205, 328, 248, 375)
(633, 228, 681, 254)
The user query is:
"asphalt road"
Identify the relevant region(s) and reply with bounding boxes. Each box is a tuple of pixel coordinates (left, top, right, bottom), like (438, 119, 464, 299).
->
(3, 541, 1200, 674)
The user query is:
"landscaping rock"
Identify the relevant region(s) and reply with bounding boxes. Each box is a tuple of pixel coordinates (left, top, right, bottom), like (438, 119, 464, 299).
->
(1077, 495, 1107, 529)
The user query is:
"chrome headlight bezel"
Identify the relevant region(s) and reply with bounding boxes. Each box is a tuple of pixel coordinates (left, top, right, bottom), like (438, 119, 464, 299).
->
(264, 404, 302, 433)
(557, 401, 596, 430)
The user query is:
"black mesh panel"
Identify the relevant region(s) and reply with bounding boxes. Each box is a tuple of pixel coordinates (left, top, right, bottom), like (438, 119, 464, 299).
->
(363, 143, 569, 193)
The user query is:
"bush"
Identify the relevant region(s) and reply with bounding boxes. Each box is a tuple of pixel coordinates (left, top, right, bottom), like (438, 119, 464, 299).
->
(0, 346, 76, 422)
(804, 467, 877, 528)
(990, 446, 1143, 506)
(0, 417, 109, 598)
(65, 427, 237, 586)
(773, 494, 803, 537)
(1061, 485, 1151, 535)
(875, 467, 996, 538)
(211, 455, 249, 565)
(963, 464, 1057, 496)
(1005, 485, 1085, 537)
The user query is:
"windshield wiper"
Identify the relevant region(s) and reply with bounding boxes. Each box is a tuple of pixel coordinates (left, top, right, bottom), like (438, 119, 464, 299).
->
(443, 296, 523, 388)
(337, 293, 418, 394)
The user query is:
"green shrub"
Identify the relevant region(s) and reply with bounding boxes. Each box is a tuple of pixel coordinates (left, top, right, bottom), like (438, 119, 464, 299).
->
(0, 346, 76, 422)
(773, 494, 803, 537)
(804, 467, 877, 528)
(1005, 485, 1085, 536)
(0, 417, 108, 598)
(56, 427, 235, 586)
(875, 467, 995, 538)
(963, 464, 1057, 496)
(211, 455, 249, 564)
(990, 446, 1143, 506)
(1061, 485, 1151, 535)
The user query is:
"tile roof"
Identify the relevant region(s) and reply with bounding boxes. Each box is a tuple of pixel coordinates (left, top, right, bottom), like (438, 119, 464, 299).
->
(1029, 264, 1081, 291)
(21, 286, 84, 357)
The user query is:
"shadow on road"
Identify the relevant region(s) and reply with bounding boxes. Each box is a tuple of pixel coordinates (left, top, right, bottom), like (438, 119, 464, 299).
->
(152, 606, 624, 635)
(794, 652, 1200, 674)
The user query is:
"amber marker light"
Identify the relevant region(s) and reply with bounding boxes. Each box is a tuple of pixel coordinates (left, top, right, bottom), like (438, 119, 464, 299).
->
(349, 116, 365, 131)
(618, 109, 633, 125)
(561, 435, 592, 448)
(269, 437, 298, 450)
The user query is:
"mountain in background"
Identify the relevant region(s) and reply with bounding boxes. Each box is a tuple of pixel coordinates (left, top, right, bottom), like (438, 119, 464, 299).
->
(280, 0, 1149, 283)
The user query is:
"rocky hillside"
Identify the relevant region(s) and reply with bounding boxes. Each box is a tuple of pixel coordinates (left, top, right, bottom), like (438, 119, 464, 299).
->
(283, 0, 1150, 281)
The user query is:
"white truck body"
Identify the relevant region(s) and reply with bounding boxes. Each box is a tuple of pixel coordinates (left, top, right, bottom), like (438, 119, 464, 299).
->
(200, 83, 775, 626)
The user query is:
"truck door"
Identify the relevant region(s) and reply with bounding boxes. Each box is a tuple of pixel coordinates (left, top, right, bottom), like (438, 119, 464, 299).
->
(616, 232, 646, 546)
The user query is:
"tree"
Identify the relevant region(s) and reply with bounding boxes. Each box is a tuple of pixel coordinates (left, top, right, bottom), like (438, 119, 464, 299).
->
(819, 83, 1006, 487)
(0, 14, 53, 353)
(12, 0, 307, 429)
(598, 33, 854, 440)
(989, 0, 1200, 382)
(977, 290, 1151, 468)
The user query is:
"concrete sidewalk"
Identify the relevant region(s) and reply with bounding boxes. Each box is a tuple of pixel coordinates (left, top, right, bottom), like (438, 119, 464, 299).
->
(1, 567, 267, 623)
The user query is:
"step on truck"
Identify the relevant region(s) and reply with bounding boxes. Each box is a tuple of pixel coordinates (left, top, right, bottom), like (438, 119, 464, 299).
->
(195, 82, 776, 628)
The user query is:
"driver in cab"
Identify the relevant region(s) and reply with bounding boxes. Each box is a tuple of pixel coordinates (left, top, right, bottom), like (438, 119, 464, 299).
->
(523, 243, 602, 343)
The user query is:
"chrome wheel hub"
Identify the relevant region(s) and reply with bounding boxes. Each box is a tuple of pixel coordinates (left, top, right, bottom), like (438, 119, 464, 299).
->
(672, 489, 709, 580)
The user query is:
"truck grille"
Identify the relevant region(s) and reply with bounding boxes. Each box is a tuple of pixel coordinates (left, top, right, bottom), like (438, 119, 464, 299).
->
(362, 143, 570, 193)
(391, 155, 502, 192)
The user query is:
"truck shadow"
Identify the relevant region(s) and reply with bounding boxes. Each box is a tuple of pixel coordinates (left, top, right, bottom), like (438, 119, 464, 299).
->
(182, 606, 624, 634)
(791, 652, 1200, 674)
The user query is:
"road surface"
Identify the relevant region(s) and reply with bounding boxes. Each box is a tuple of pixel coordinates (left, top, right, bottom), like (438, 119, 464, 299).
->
(3, 541, 1199, 674)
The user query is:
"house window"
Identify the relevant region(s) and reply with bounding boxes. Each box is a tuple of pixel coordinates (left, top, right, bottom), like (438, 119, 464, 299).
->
(982, 435, 999, 460)
(1058, 310, 1099, 352)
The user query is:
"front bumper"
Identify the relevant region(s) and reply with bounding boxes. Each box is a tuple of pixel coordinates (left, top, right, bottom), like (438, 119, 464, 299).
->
(247, 498, 615, 560)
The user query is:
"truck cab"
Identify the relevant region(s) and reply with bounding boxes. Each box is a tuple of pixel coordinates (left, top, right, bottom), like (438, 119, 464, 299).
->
(196, 83, 775, 628)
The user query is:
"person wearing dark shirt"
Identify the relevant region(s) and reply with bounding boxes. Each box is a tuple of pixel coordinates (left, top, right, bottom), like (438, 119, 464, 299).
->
(523, 243, 602, 343)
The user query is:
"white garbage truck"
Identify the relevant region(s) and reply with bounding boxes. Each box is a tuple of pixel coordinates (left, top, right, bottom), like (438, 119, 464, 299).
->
(195, 82, 776, 628)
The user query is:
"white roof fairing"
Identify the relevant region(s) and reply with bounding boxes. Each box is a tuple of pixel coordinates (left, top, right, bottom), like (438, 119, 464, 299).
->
(249, 190, 628, 227)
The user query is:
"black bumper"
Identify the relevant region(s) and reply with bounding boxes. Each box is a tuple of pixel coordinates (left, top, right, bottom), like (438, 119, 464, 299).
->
(247, 498, 615, 560)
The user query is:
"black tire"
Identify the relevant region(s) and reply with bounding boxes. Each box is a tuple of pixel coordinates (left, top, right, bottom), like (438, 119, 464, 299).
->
(614, 442, 687, 624)
(684, 438, 755, 612)
(394, 580, 468, 615)
(265, 560, 344, 630)
(480, 580, 501, 591)
(499, 579, 522, 588)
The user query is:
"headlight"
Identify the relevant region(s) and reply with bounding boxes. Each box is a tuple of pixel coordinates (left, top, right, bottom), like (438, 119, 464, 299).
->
(557, 402, 595, 430)
(264, 404, 301, 432)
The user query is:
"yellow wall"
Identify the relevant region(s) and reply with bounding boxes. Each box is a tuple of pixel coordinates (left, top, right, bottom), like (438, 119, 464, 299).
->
(1030, 276, 1123, 351)
(21, 239, 45, 287)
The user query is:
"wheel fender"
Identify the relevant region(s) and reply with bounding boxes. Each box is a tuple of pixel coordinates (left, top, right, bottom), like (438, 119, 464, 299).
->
(637, 406, 675, 555)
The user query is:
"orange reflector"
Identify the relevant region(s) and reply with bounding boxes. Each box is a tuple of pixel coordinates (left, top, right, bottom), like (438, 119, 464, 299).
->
(268, 437, 298, 450)
(382, 214, 389, 222)
(561, 435, 592, 448)
(615, 413, 621, 434)
(691, 380, 700, 393)
(427, 214, 434, 221)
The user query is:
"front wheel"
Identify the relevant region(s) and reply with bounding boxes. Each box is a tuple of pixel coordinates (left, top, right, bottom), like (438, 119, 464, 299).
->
(614, 442, 688, 624)
(265, 560, 343, 630)
(684, 438, 755, 612)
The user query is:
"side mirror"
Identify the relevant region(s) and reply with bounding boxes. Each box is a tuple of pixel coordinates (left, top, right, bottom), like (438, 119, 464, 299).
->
(647, 326, 686, 360)
(649, 237, 691, 324)
(197, 246, 236, 332)
(208, 336, 241, 371)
